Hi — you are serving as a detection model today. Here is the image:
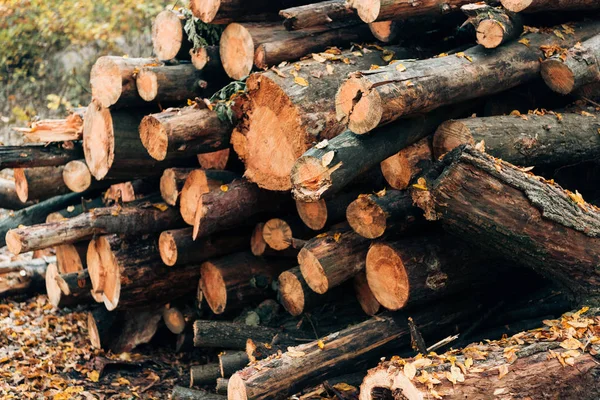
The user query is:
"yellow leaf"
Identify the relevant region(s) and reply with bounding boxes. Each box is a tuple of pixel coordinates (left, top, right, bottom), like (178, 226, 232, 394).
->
(333, 232, 341, 242)
(187, 99, 196, 106)
(312, 53, 327, 63)
(316, 233, 328, 238)
(66, 205, 75, 212)
(317, 340, 325, 349)
(153, 203, 169, 211)
(404, 362, 417, 380)
(294, 76, 309, 87)
(376, 188, 386, 197)
(88, 370, 100, 382)
(352, 51, 363, 57)
(464, 357, 473, 369)
(498, 364, 508, 380)
(518, 38, 530, 46)
(436, 53, 448, 58)
(430, 389, 443, 399)
(369, 64, 380, 70)
(326, 64, 334, 74)
(464, 55, 473, 62)
(553, 30, 565, 40)
(220, 185, 229, 192)
(560, 337, 583, 350)
(333, 383, 356, 392)
(382, 50, 394, 62)
(412, 358, 432, 368)
(342, 57, 350, 64)
(395, 63, 407, 72)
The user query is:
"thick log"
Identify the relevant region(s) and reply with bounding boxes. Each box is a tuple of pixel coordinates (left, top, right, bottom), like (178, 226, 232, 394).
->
(200, 252, 289, 314)
(14, 166, 69, 203)
(192, 179, 289, 240)
(353, 271, 380, 316)
(413, 145, 600, 302)
(500, 0, 600, 13)
(191, 364, 222, 386)
(380, 136, 433, 190)
(280, 1, 358, 30)
(346, 189, 422, 239)
(193, 320, 306, 349)
(12, 108, 85, 142)
(461, 3, 523, 49)
(136, 64, 211, 103)
(347, 0, 473, 23)
(159, 227, 250, 266)
(0, 177, 31, 210)
(161, 168, 195, 206)
(298, 227, 370, 294)
(173, 386, 226, 400)
(0, 142, 84, 169)
(295, 188, 362, 230)
(433, 111, 600, 168)
(231, 45, 414, 191)
(190, 0, 311, 24)
(541, 34, 600, 94)
(335, 21, 600, 133)
(6, 200, 184, 255)
(139, 107, 231, 162)
(152, 9, 191, 61)
(291, 105, 470, 202)
(0, 257, 51, 299)
(278, 266, 334, 316)
(220, 351, 250, 377)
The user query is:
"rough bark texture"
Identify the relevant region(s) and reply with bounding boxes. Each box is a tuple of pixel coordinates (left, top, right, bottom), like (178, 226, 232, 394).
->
(190, 364, 222, 386)
(280, 0, 359, 30)
(0, 257, 51, 299)
(335, 21, 600, 133)
(462, 3, 523, 49)
(0, 142, 84, 169)
(193, 320, 306, 349)
(152, 9, 191, 61)
(190, 0, 313, 24)
(0, 177, 32, 210)
(500, 0, 600, 13)
(220, 351, 250, 378)
(380, 136, 433, 190)
(353, 271, 380, 316)
(136, 64, 215, 103)
(173, 386, 226, 400)
(14, 166, 70, 203)
(347, 0, 474, 23)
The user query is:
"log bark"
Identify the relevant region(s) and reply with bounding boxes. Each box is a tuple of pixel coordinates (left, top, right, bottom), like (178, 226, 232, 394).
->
(346, 189, 422, 239)
(14, 166, 69, 203)
(0, 257, 51, 299)
(500, 0, 600, 13)
(291, 105, 471, 202)
(0, 142, 84, 169)
(90, 56, 157, 108)
(335, 21, 600, 133)
(353, 271, 380, 316)
(0, 177, 31, 210)
(12, 108, 85, 142)
(190, 0, 312, 24)
(541, 34, 600, 94)
(6, 200, 184, 255)
(380, 136, 433, 190)
(173, 386, 226, 400)
(197, 148, 231, 170)
(139, 106, 231, 161)
(461, 3, 523, 49)
(231, 45, 415, 191)
(295, 188, 362, 230)
(298, 226, 371, 294)
(432, 111, 600, 168)
(220, 351, 250, 377)
(200, 251, 289, 314)
(347, 0, 473, 23)
(413, 145, 600, 302)
(152, 9, 191, 61)
(136, 64, 214, 103)
(159, 227, 250, 266)
(279, 1, 358, 30)
(193, 320, 307, 349)
(191, 364, 222, 386)
(216, 378, 229, 395)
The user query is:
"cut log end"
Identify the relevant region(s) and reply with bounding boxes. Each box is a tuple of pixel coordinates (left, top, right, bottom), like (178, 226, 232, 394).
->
(160, 169, 179, 206)
(432, 120, 475, 159)
(250, 223, 267, 256)
(45, 263, 62, 307)
(476, 20, 505, 49)
(87, 236, 120, 310)
(152, 10, 184, 61)
(254, 45, 268, 70)
(541, 59, 576, 95)
(13, 168, 28, 203)
(190, 0, 221, 23)
(335, 77, 382, 134)
(500, 0, 534, 13)
(380, 153, 413, 190)
(136, 69, 159, 102)
(220, 23, 255, 80)
(163, 307, 186, 334)
(158, 230, 178, 266)
(262, 218, 293, 251)
(298, 247, 328, 294)
(353, 0, 380, 23)
(197, 148, 230, 170)
(63, 160, 92, 193)
(90, 57, 123, 108)
(200, 261, 227, 314)
(139, 115, 168, 161)
(83, 99, 114, 180)
(365, 243, 409, 311)
(227, 373, 248, 400)
(278, 270, 305, 316)
(295, 199, 328, 230)
(346, 196, 387, 239)
(190, 47, 209, 70)
(180, 170, 211, 225)
(290, 156, 331, 202)
(369, 21, 395, 42)
(5, 230, 23, 255)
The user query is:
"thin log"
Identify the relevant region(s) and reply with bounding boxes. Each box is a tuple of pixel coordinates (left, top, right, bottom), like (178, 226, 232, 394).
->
(278, 266, 331, 316)
(191, 364, 222, 386)
(250, 223, 301, 258)
(380, 136, 433, 190)
(191, 45, 223, 73)
(12, 108, 85, 142)
(103, 177, 159, 203)
(295, 188, 362, 230)
(190, 0, 312, 24)
(347, 0, 473, 23)
(220, 351, 250, 378)
(197, 148, 231, 170)
(62, 160, 108, 193)
(353, 271, 380, 316)
(152, 9, 191, 61)
(173, 386, 226, 400)
(193, 320, 306, 349)
(163, 306, 195, 334)
(0, 142, 84, 169)
(136, 64, 213, 103)
(280, 1, 358, 30)
(0, 177, 31, 210)
(47, 266, 95, 308)
(461, 3, 523, 49)
(500, 0, 600, 13)
(368, 20, 401, 43)
(14, 166, 69, 203)
(335, 21, 600, 133)
(0, 257, 51, 299)
(160, 168, 195, 206)
(261, 218, 309, 251)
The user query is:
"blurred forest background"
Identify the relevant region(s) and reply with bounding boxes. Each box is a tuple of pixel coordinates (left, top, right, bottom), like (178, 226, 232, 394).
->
(0, 0, 172, 144)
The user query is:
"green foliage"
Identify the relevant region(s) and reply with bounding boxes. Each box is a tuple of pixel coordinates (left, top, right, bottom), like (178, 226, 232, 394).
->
(210, 80, 247, 124)
(181, 8, 223, 50)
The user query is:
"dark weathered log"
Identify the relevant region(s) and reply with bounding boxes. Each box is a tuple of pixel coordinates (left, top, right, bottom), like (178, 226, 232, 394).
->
(295, 188, 362, 230)
(380, 136, 433, 190)
(335, 21, 600, 133)
(278, 266, 332, 316)
(500, 0, 600, 13)
(216, 378, 229, 395)
(136, 64, 212, 103)
(0, 177, 31, 210)
(541, 34, 600, 94)
(353, 271, 380, 316)
(220, 351, 250, 377)
(46, 265, 95, 308)
(461, 3, 523, 49)
(433, 111, 600, 168)
(0, 257, 51, 299)
(245, 339, 287, 364)
(140, 107, 231, 162)
(231, 45, 415, 191)
(347, 0, 473, 23)
(413, 145, 600, 302)
(346, 189, 422, 239)
(152, 9, 191, 61)
(14, 166, 69, 203)
(280, 1, 358, 30)
(173, 386, 226, 400)
(6, 200, 184, 255)
(193, 320, 307, 349)
(191, 364, 222, 386)
(0, 142, 84, 169)
(12, 108, 85, 142)
(190, 0, 311, 24)
(291, 105, 471, 201)
(200, 252, 289, 314)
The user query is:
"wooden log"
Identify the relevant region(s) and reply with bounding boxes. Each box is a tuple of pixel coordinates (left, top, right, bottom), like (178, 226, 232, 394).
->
(380, 136, 433, 190)
(335, 21, 600, 134)
(103, 177, 159, 203)
(0, 142, 84, 169)
(0, 177, 31, 210)
(295, 188, 362, 230)
(89, 56, 157, 108)
(136, 64, 213, 103)
(163, 305, 198, 334)
(6, 200, 184, 255)
(160, 168, 195, 206)
(139, 107, 231, 162)
(0, 257, 51, 299)
(191, 364, 222, 386)
(220, 351, 250, 377)
(298, 227, 370, 294)
(191, 45, 223, 73)
(432, 111, 600, 168)
(152, 9, 191, 61)
(359, 309, 600, 399)
(192, 179, 289, 240)
(193, 320, 306, 349)
(346, 189, 422, 239)
(368, 20, 400, 42)
(353, 271, 380, 316)
(14, 166, 69, 203)
(245, 339, 287, 364)
(216, 378, 229, 395)
(48, 207, 88, 274)
(347, 0, 473, 23)
(500, 0, 600, 13)
(159, 227, 250, 266)
(261, 218, 309, 252)
(231, 45, 414, 191)
(291, 105, 470, 202)
(173, 386, 226, 400)
(190, 0, 311, 24)
(541, 34, 600, 94)
(180, 169, 240, 225)
(12, 108, 85, 142)
(250, 223, 301, 258)
(413, 145, 600, 302)
(277, 266, 333, 316)
(200, 252, 289, 314)
(46, 266, 96, 308)
(197, 149, 232, 170)
(62, 160, 111, 193)
(279, 1, 358, 30)
(461, 3, 523, 49)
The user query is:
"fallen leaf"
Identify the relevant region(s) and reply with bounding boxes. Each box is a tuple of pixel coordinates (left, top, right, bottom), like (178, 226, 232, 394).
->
(317, 340, 325, 350)
(498, 364, 508, 380)
(518, 38, 530, 46)
(404, 362, 417, 380)
(153, 203, 169, 211)
(321, 151, 335, 167)
(294, 76, 309, 87)
(395, 63, 407, 72)
(87, 370, 99, 382)
(560, 337, 583, 350)
(220, 185, 229, 192)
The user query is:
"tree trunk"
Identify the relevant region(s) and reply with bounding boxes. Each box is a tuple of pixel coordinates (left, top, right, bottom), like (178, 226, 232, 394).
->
(500, 0, 600, 13)
(346, 189, 423, 239)
(12, 108, 85, 142)
(335, 21, 600, 133)
(231, 45, 415, 191)
(220, 351, 250, 377)
(461, 3, 523, 49)
(280, 1, 358, 30)
(433, 111, 600, 168)
(172, 386, 226, 400)
(0, 142, 84, 169)
(347, 0, 472, 23)
(193, 320, 307, 349)
(163, 305, 199, 334)
(152, 9, 191, 61)
(0, 177, 32, 210)
(191, 364, 222, 386)
(295, 188, 363, 231)
(413, 145, 600, 303)
(291, 104, 471, 202)
(46, 265, 96, 308)
(190, 0, 313, 24)
(0, 257, 51, 299)
(380, 136, 433, 191)
(159, 227, 251, 266)
(136, 64, 216, 103)
(14, 166, 69, 203)
(541, 34, 600, 94)
(139, 106, 231, 162)
(103, 177, 160, 203)
(353, 271, 380, 316)
(216, 378, 229, 395)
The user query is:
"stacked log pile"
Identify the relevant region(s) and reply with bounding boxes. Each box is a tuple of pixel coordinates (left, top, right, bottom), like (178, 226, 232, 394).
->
(2, 1, 600, 399)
